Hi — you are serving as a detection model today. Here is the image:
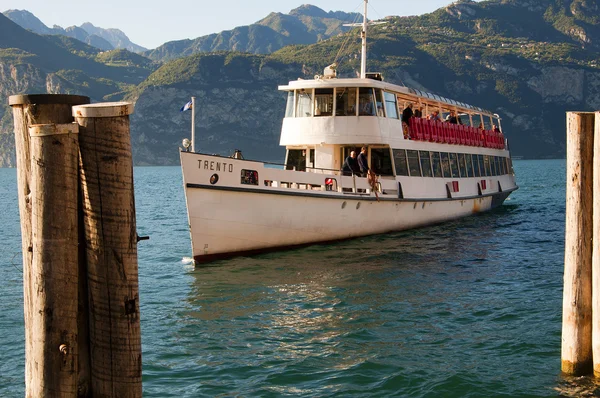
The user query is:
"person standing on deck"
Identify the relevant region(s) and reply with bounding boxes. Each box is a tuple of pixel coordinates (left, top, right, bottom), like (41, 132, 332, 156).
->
(342, 151, 360, 176)
(357, 147, 370, 177)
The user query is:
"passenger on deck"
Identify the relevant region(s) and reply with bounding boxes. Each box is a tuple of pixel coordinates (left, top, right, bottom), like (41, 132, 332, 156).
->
(401, 103, 414, 124)
(342, 151, 360, 176)
(446, 110, 458, 124)
(478, 123, 485, 130)
(493, 124, 500, 133)
(357, 146, 370, 177)
(414, 106, 423, 118)
(428, 110, 441, 122)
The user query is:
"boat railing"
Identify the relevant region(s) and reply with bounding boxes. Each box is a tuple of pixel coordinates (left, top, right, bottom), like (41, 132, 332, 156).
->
(260, 166, 398, 197)
(408, 117, 506, 150)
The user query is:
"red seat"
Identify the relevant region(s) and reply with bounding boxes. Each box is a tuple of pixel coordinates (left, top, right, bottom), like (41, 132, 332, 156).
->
(458, 125, 466, 145)
(429, 120, 438, 142)
(450, 124, 457, 144)
(465, 126, 472, 146)
(422, 119, 431, 141)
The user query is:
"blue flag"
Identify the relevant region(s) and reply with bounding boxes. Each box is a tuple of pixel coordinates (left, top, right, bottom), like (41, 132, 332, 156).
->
(180, 100, 193, 112)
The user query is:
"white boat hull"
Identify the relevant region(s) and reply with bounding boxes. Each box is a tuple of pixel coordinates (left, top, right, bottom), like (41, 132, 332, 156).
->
(181, 152, 515, 263)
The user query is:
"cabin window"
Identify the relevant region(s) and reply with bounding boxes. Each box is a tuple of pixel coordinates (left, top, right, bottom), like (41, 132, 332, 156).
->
(407, 150, 421, 177)
(481, 155, 489, 177)
(296, 90, 312, 117)
(286, 149, 306, 171)
(472, 155, 481, 177)
(375, 89, 384, 117)
(476, 155, 484, 177)
(440, 153, 451, 178)
(449, 153, 460, 177)
(358, 87, 376, 116)
(431, 152, 442, 177)
(501, 157, 507, 175)
(314, 88, 333, 116)
(285, 92, 295, 118)
(371, 148, 394, 176)
(458, 153, 467, 178)
(419, 151, 433, 177)
(465, 153, 474, 177)
(335, 88, 357, 116)
(384, 91, 398, 119)
(491, 157, 498, 176)
(393, 149, 409, 176)
(497, 157, 503, 175)
(241, 169, 258, 185)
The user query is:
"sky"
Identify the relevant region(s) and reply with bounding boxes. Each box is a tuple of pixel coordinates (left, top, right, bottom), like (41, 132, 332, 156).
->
(2, 0, 468, 49)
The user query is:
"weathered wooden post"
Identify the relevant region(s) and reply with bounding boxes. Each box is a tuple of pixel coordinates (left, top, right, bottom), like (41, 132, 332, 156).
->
(73, 102, 142, 397)
(29, 123, 80, 396)
(593, 112, 600, 377)
(9, 94, 90, 397)
(562, 112, 595, 376)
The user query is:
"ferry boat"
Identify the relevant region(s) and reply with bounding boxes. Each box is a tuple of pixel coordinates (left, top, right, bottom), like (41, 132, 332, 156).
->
(180, 0, 518, 264)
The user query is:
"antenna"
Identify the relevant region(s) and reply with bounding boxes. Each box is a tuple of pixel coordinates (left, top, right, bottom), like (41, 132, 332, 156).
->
(343, 0, 386, 79)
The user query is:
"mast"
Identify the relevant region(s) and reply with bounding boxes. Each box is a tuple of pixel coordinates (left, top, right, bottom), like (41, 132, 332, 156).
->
(344, 0, 384, 79)
(191, 96, 196, 152)
(361, 0, 368, 79)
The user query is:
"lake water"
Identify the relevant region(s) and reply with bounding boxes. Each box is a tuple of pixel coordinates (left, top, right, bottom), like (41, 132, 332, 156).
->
(0, 160, 583, 397)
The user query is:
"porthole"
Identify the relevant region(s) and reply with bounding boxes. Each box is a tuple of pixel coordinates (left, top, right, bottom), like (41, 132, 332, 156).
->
(356, 202, 361, 210)
(210, 174, 219, 184)
(341, 201, 347, 209)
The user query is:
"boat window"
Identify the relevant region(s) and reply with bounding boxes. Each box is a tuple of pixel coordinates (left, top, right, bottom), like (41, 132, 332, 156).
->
(314, 88, 333, 117)
(407, 150, 421, 176)
(458, 153, 467, 177)
(375, 89, 384, 117)
(358, 87, 376, 116)
(482, 155, 490, 177)
(335, 88, 357, 116)
(440, 153, 450, 178)
(241, 169, 258, 185)
(477, 155, 484, 177)
(465, 153, 474, 177)
(285, 91, 294, 118)
(285, 149, 306, 171)
(498, 157, 504, 175)
(431, 152, 442, 177)
(371, 148, 394, 176)
(501, 157, 507, 175)
(419, 151, 432, 177)
(384, 92, 399, 119)
(296, 90, 312, 118)
(393, 149, 409, 176)
(472, 154, 480, 177)
(449, 153, 460, 177)
(491, 156, 498, 176)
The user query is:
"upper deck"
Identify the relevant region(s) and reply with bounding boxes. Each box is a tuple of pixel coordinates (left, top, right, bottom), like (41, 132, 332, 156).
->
(278, 76, 504, 150)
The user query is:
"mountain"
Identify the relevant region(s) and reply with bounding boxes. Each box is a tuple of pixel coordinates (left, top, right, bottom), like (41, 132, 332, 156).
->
(2, 9, 147, 52)
(0, 12, 157, 166)
(144, 5, 361, 62)
(2, 0, 600, 167)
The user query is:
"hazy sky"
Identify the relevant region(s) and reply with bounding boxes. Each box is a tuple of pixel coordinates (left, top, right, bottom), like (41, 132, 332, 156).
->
(2, 0, 469, 49)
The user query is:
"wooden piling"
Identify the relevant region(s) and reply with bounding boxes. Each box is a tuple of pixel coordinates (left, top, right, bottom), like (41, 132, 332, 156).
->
(73, 102, 142, 397)
(9, 94, 90, 397)
(562, 112, 595, 376)
(28, 123, 80, 396)
(593, 112, 600, 377)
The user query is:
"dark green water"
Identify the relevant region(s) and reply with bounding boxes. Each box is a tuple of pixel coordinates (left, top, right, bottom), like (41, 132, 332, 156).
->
(0, 160, 583, 396)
